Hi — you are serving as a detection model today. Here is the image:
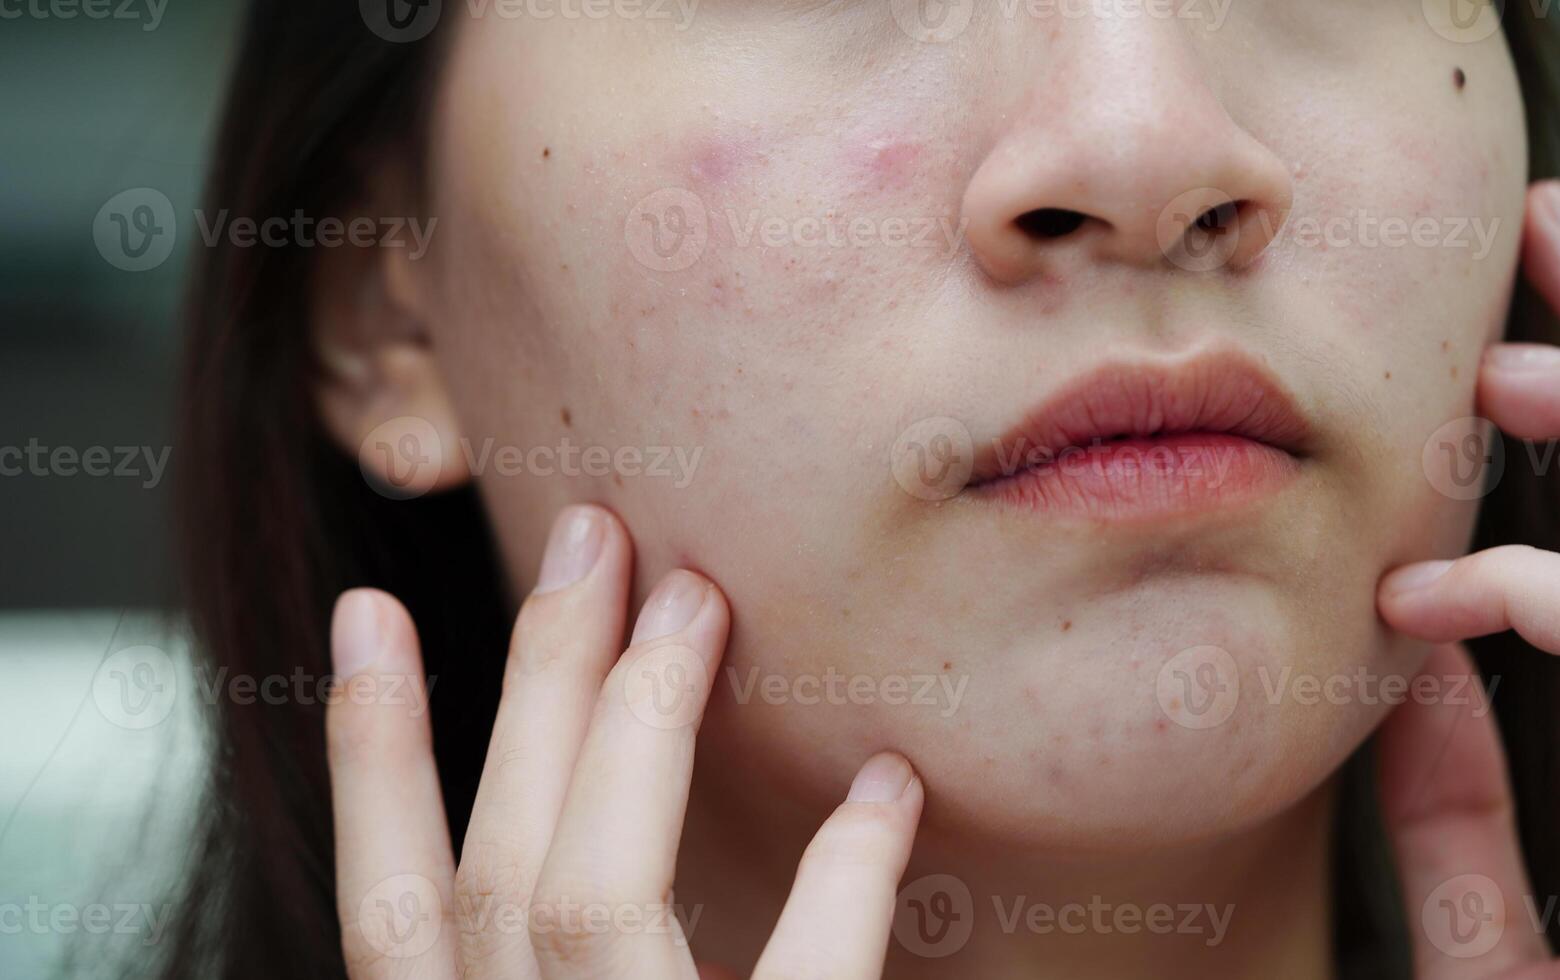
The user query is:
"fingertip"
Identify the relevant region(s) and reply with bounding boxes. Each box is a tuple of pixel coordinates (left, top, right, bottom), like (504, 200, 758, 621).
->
(1380, 560, 1456, 602)
(847, 752, 921, 808)
(331, 588, 418, 678)
(331, 589, 385, 678)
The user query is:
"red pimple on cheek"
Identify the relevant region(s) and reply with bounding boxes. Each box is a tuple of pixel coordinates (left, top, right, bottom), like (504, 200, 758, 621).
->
(850, 138, 923, 191)
(686, 134, 760, 187)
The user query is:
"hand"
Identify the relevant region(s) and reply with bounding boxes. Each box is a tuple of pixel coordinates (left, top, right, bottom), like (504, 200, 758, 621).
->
(325, 505, 925, 979)
(1372, 181, 1560, 978)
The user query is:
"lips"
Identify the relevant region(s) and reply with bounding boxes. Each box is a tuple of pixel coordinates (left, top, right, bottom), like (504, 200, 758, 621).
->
(967, 352, 1311, 519)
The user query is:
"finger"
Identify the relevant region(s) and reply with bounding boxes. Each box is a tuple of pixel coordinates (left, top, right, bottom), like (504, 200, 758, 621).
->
(752, 753, 925, 980)
(530, 570, 729, 979)
(1521, 180, 1560, 317)
(1378, 545, 1560, 651)
(456, 506, 632, 975)
(1376, 644, 1548, 978)
(328, 589, 457, 979)
(1476, 343, 1560, 441)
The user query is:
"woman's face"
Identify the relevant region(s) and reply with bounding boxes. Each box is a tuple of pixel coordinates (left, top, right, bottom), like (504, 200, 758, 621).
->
(394, 3, 1526, 850)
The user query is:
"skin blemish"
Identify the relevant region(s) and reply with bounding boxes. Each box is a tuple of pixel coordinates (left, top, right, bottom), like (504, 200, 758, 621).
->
(942, 660, 952, 671)
(542, 146, 551, 159)
(1441, 340, 1451, 352)
(1384, 371, 1392, 380)
(560, 407, 572, 427)
(1454, 67, 1466, 91)
(1062, 620, 1072, 632)
(687, 133, 762, 188)
(845, 137, 924, 192)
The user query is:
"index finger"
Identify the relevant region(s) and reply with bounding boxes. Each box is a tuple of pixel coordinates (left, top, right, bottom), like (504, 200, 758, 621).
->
(1376, 644, 1549, 978)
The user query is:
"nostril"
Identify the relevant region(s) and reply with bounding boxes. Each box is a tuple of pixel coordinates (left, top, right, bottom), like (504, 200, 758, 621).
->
(1014, 208, 1089, 240)
(1193, 200, 1245, 235)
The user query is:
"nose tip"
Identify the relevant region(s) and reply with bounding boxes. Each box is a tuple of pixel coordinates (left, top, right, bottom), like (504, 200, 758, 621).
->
(961, 73, 1294, 285)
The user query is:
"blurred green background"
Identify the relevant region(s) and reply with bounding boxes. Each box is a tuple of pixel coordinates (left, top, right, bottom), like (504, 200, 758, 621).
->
(2, 0, 242, 608)
(2, 3, 244, 976)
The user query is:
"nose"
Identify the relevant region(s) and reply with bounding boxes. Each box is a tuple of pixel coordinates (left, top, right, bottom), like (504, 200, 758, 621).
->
(961, 21, 1294, 284)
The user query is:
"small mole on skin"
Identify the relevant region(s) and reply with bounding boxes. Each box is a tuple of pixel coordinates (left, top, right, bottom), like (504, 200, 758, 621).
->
(1384, 371, 1392, 380)
(1441, 340, 1451, 352)
(942, 661, 952, 671)
(1061, 621, 1072, 632)
(542, 147, 551, 159)
(1154, 719, 1169, 734)
(560, 407, 572, 427)
(1454, 67, 1466, 91)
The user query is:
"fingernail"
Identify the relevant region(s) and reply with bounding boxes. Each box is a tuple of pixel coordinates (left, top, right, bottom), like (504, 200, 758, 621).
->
(332, 590, 381, 678)
(1385, 560, 1455, 597)
(534, 507, 606, 594)
(1485, 343, 1560, 372)
(631, 572, 708, 644)
(847, 754, 914, 804)
(1542, 181, 1560, 228)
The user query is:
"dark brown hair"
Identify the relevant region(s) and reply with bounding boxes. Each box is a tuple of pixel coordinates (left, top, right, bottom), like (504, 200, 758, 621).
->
(157, 7, 1560, 978)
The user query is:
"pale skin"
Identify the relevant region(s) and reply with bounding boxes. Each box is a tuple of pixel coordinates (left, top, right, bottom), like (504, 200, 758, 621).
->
(326, 193, 1560, 978)
(310, 6, 1559, 978)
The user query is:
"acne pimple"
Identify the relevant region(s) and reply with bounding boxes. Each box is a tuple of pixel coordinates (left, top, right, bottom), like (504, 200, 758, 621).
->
(687, 134, 761, 187)
(850, 138, 923, 190)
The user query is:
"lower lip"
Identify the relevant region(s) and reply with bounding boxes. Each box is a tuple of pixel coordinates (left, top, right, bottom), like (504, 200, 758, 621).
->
(970, 432, 1300, 520)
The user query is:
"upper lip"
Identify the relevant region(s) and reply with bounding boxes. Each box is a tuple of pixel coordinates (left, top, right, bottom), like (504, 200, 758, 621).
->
(968, 350, 1312, 485)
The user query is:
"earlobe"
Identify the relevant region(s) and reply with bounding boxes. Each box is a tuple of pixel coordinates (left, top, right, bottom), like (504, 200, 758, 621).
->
(312, 208, 471, 501)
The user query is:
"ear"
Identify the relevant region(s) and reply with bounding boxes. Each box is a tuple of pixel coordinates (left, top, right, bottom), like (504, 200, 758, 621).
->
(312, 177, 468, 501)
